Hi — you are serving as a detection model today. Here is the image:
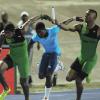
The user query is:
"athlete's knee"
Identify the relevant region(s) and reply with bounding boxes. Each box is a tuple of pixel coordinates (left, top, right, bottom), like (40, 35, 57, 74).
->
(66, 75, 73, 82)
(38, 73, 45, 79)
(45, 75, 52, 88)
(66, 69, 77, 82)
(66, 72, 75, 82)
(0, 61, 6, 73)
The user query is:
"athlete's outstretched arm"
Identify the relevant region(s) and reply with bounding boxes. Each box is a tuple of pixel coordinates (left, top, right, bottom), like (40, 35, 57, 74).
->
(57, 17, 83, 32)
(57, 23, 82, 32)
(41, 14, 56, 24)
(41, 15, 83, 32)
(42, 16, 77, 31)
(61, 17, 83, 25)
(40, 15, 75, 27)
(19, 15, 42, 29)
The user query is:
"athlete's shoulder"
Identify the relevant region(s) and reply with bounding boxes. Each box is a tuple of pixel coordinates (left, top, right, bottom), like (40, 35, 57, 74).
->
(32, 31, 37, 38)
(32, 32, 39, 42)
(48, 25, 58, 30)
(48, 25, 60, 34)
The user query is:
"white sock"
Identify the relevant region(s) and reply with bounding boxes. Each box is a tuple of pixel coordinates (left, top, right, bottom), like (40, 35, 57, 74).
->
(44, 86, 52, 99)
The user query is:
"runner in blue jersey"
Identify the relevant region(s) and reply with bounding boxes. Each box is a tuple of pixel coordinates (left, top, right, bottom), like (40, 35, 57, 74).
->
(32, 25, 61, 54)
(29, 22, 61, 100)
(28, 15, 83, 100)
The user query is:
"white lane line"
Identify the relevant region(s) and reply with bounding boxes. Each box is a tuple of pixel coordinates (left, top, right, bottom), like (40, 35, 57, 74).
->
(50, 92, 100, 97)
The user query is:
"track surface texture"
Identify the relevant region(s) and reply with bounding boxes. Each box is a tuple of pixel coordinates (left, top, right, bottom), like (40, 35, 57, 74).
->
(6, 88, 100, 100)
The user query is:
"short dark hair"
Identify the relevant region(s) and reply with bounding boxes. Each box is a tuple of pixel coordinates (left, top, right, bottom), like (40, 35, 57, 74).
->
(35, 22, 45, 30)
(88, 9, 97, 19)
(4, 23, 15, 32)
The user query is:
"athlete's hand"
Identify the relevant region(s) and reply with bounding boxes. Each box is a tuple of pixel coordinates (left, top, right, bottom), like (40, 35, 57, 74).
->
(73, 16, 84, 22)
(76, 17, 84, 22)
(41, 14, 51, 21)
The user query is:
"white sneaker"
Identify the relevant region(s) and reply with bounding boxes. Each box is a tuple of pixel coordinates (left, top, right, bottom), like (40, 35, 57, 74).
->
(54, 60, 64, 73)
(42, 96, 49, 100)
(58, 60, 64, 70)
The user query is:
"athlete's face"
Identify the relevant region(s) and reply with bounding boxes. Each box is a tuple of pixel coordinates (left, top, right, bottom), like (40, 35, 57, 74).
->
(5, 31, 14, 38)
(36, 29, 47, 38)
(22, 15, 29, 23)
(85, 11, 96, 23)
